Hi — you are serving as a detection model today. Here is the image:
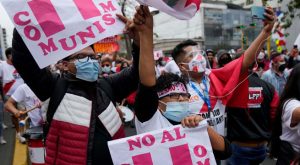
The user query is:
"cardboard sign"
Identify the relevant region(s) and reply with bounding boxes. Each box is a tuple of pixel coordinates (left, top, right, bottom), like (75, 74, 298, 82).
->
(108, 121, 216, 165)
(1, 0, 124, 68)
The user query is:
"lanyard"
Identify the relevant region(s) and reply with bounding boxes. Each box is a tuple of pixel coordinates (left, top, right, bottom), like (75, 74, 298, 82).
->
(190, 77, 212, 118)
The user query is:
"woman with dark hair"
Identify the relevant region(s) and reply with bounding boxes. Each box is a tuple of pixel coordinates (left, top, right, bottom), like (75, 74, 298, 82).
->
(271, 64, 300, 165)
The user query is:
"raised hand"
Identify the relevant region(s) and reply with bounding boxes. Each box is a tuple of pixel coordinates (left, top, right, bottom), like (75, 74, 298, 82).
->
(116, 14, 140, 45)
(133, 5, 153, 33)
(263, 7, 276, 34)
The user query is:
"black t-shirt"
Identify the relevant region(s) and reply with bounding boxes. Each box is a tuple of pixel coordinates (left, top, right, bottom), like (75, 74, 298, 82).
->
(226, 73, 277, 142)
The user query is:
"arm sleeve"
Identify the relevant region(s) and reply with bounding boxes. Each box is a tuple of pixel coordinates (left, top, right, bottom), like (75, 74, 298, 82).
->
(11, 85, 26, 103)
(104, 43, 139, 102)
(282, 99, 300, 129)
(12, 29, 58, 101)
(134, 84, 158, 123)
(213, 136, 232, 160)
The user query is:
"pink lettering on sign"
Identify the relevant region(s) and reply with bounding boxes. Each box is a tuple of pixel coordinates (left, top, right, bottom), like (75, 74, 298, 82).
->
(28, 0, 65, 37)
(59, 35, 77, 51)
(99, 1, 117, 13)
(161, 130, 175, 143)
(194, 145, 208, 158)
(142, 134, 155, 147)
(76, 26, 96, 44)
(38, 38, 58, 56)
(174, 127, 186, 140)
(13, 11, 31, 26)
(128, 137, 142, 151)
(24, 25, 41, 41)
(73, 0, 101, 20)
(103, 14, 116, 25)
(197, 158, 210, 165)
(170, 144, 193, 165)
(93, 21, 106, 33)
(132, 153, 153, 165)
(127, 134, 156, 151)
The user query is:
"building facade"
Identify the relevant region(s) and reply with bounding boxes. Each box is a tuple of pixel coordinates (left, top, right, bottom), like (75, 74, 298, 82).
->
(153, 1, 263, 53)
(0, 25, 8, 60)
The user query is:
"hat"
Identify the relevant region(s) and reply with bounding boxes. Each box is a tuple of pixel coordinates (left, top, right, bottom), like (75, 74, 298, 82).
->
(206, 49, 214, 54)
(216, 49, 229, 61)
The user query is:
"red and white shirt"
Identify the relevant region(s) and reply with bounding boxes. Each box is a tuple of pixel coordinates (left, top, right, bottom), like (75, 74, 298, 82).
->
(0, 61, 24, 96)
(188, 55, 249, 136)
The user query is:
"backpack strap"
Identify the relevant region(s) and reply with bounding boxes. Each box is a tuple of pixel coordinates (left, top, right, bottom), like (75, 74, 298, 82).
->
(43, 78, 69, 138)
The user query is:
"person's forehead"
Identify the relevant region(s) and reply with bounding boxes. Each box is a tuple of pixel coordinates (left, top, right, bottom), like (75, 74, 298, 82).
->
(183, 46, 194, 53)
(207, 52, 214, 56)
(273, 55, 284, 62)
(70, 47, 95, 57)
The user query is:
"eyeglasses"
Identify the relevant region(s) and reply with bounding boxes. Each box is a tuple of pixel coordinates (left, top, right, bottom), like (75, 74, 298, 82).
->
(164, 93, 191, 100)
(68, 54, 98, 62)
(102, 64, 111, 67)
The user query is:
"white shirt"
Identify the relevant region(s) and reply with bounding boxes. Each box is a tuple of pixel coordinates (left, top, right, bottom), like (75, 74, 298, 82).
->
(187, 81, 226, 136)
(280, 99, 300, 153)
(135, 110, 173, 134)
(12, 84, 43, 127)
(0, 61, 24, 96)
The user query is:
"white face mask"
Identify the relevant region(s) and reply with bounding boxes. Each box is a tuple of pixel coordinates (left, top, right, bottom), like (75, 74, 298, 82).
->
(188, 54, 207, 73)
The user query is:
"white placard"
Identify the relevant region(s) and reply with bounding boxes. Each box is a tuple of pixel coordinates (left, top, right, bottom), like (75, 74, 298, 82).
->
(1, 0, 124, 68)
(108, 121, 216, 165)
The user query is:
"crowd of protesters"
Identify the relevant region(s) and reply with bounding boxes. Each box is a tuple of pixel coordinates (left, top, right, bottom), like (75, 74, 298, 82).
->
(0, 5, 299, 165)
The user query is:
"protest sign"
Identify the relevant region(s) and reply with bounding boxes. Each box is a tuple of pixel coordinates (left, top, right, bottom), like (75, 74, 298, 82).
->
(136, 0, 201, 20)
(108, 121, 216, 165)
(1, 0, 124, 68)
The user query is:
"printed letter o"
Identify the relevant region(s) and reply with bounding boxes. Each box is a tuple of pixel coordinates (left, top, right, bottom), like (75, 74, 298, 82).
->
(24, 25, 41, 41)
(141, 134, 155, 147)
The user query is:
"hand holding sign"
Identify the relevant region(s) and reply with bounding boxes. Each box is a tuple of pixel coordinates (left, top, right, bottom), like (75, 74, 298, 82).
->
(181, 115, 204, 128)
(108, 122, 216, 165)
(1, 0, 125, 68)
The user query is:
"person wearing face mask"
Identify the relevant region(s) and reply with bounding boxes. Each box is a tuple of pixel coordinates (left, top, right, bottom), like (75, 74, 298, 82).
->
(172, 6, 276, 139)
(134, 9, 231, 160)
(100, 54, 113, 76)
(270, 64, 300, 165)
(11, 13, 141, 165)
(261, 52, 289, 96)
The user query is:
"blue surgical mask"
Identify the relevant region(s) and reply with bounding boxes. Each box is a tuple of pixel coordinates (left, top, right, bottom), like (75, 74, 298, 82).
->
(102, 66, 111, 73)
(160, 101, 190, 122)
(74, 58, 100, 82)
